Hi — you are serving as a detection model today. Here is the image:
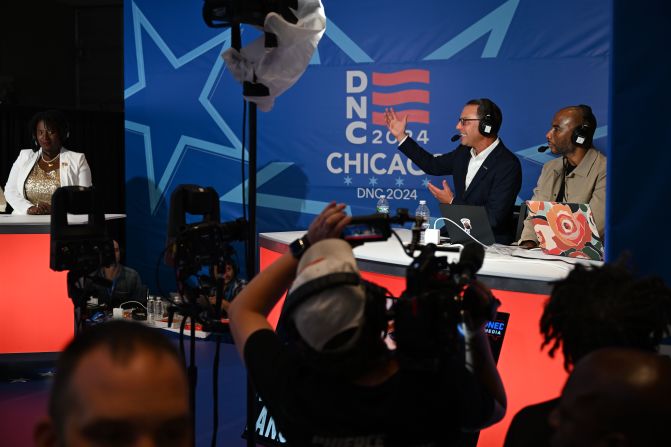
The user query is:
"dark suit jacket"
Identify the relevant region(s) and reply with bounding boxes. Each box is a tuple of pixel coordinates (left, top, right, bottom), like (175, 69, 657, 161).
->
(399, 137, 522, 244)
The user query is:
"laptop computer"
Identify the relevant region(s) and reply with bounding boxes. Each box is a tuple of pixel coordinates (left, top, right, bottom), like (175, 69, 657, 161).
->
(525, 201, 604, 261)
(438, 204, 495, 245)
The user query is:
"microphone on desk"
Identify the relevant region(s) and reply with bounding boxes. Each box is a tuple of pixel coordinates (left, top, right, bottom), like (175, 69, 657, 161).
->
(537, 145, 549, 153)
(451, 134, 461, 142)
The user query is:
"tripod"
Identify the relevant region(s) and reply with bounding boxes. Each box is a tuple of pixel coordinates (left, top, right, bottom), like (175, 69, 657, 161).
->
(167, 259, 231, 447)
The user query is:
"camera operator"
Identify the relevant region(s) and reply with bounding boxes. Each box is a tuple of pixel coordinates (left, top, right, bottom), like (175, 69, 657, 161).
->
(228, 202, 506, 446)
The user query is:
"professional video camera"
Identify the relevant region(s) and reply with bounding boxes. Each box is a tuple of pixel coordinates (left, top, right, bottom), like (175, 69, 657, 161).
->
(203, 0, 298, 28)
(50, 186, 115, 334)
(166, 184, 247, 332)
(341, 210, 498, 370)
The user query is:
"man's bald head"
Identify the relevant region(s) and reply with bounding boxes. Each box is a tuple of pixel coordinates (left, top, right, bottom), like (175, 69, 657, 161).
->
(551, 348, 671, 447)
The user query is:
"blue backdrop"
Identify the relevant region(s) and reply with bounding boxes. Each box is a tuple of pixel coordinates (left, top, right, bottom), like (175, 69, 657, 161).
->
(124, 0, 611, 289)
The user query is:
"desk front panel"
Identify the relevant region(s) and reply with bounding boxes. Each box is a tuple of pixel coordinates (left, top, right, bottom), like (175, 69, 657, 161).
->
(0, 234, 73, 354)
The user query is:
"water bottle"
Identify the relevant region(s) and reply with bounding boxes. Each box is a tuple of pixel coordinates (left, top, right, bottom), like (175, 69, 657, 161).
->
(415, 200, 431, 244)
(376, 195, 390, 215)
(154, 297, 164, 323)
(147, 296, 155, 324)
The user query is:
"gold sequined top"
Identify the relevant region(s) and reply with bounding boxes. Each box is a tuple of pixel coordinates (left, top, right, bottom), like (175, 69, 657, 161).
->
(24, 160, 60, 206)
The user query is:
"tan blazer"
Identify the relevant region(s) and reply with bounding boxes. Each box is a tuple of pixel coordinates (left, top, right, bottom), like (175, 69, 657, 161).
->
(519, 148, 607, 243)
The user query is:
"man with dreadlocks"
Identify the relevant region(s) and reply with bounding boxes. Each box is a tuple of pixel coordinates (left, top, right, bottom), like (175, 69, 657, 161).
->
(503, 262, 671, 447)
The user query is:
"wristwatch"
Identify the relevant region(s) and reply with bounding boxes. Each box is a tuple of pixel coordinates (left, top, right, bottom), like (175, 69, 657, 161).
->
(289, 235, 311, 260)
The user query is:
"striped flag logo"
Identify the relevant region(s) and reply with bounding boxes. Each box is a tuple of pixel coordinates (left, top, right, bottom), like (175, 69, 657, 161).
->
(371, 69, 430, 126)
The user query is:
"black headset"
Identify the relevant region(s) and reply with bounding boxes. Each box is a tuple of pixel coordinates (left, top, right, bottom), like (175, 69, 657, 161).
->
(571, 124, 589, 146)
(571, 105, 596, 147)
(278, 272, 390, 353)
(475, 98, 502, 137)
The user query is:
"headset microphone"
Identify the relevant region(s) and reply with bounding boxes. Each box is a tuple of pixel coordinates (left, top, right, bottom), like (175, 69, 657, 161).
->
(537, 145, 549, 153)
(451, 134, 461, 142)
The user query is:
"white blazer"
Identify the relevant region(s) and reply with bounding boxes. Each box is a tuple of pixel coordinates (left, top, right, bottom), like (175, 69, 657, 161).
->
(4, 147, 93, 214)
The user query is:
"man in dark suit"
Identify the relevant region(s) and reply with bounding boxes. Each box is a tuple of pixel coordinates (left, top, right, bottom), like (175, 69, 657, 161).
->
(385, 98, 522, 244)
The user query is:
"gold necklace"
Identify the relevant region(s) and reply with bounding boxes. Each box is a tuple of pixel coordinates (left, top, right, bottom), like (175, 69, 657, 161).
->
(41, 152, 60, 167)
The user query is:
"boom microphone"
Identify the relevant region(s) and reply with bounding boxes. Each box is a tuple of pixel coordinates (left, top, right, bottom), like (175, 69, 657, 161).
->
(537, 145, 549, 152)
(451, 134, 461, 142)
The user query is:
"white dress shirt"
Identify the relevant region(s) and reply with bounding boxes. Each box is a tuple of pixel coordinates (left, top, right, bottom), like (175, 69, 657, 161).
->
(465, 138, 499, 190)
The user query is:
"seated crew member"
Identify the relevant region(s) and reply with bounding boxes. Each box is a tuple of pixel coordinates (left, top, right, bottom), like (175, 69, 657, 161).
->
(228, 202, 507, 446)
(88, 240, 144, 307)
(519, 105, 606, 248)
(208, 257, 247, 314)
(385, 98, 522, 244)
(4, 109, 92, 215)
(503, 263, 671, 447)
(550, 348, 671, 447)
(34, 320, 192, 447)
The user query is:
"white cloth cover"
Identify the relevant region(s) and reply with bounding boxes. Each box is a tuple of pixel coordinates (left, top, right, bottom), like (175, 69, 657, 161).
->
(222, 0, 326, 112)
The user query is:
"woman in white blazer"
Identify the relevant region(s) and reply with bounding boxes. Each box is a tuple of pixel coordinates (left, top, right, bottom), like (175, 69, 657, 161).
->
(4, 110, 92, 214)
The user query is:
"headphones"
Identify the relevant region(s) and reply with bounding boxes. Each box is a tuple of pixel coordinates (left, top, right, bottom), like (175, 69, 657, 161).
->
(479, 114, 495, 136)
(476, 98, 502, 137)
(278, 272, 390, 353)
(571, 105, 595, 147)
(571, 123, 589, 146)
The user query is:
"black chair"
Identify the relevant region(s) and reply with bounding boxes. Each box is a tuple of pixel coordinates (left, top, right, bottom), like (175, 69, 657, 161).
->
(513, 203, 528, 242)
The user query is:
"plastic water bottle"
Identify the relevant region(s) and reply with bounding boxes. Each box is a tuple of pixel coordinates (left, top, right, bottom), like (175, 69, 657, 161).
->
(376, 195, 390, 215)
(147, 296, 155, 324)
(154, 297, 164, 323)
(415, 200, 431, 244)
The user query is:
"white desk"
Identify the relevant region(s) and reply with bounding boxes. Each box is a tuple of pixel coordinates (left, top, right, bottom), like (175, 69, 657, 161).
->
(0, 213, 126, 234)
(260, 229, 601, 295)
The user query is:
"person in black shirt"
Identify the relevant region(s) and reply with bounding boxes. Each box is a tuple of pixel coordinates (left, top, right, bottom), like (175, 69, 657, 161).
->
(229, 202, 507, 446)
